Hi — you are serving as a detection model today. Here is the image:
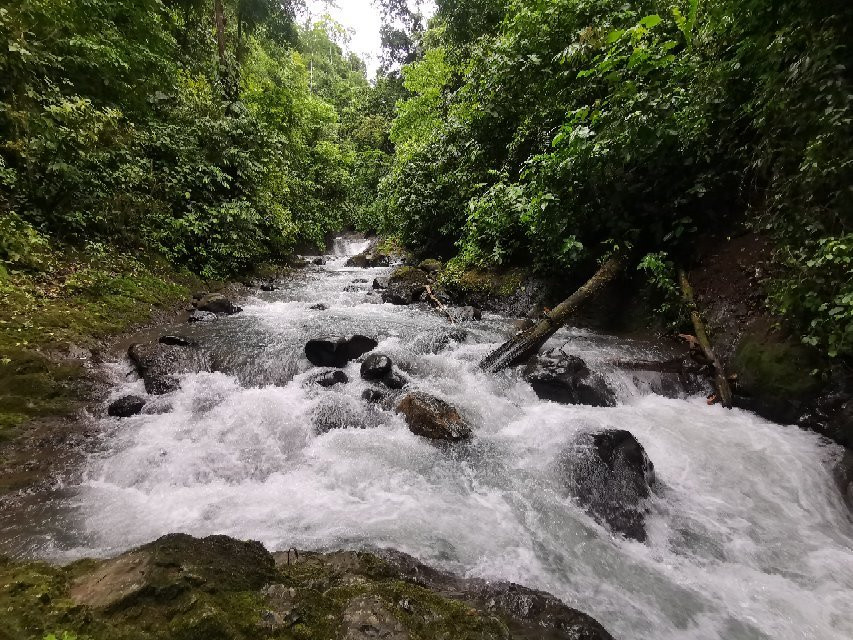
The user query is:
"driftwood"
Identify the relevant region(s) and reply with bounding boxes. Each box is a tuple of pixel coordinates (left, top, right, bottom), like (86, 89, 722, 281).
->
(424, 285, 455, 324)
(678, 269, 733, 408)
(480, 257, 625, 372)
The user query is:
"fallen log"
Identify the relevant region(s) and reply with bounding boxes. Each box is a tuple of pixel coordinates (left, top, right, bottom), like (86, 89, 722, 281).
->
(480, 257, 625, 372)
(678, 269, 733, 408)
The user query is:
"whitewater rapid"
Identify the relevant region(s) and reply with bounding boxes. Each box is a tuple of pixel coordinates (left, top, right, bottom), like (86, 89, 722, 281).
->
(6, 238, 853, 640)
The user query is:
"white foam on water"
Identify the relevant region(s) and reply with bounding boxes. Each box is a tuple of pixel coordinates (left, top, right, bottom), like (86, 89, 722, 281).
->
(20, 237, 853, 639)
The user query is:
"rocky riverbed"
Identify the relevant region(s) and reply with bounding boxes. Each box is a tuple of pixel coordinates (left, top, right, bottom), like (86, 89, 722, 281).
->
(1, 237, 851, 640)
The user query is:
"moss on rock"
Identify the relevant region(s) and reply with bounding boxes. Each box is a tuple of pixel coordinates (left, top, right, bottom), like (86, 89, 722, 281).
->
(0, 535, 614, 640)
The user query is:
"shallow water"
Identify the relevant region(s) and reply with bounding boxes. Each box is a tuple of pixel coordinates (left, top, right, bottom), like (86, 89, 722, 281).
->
(2, 238, 851, 640)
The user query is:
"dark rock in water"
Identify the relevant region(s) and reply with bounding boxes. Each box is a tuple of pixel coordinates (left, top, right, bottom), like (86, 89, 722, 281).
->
(835, 450, 853, 510)
(418, 258, 443, 273)
(361, 354, 393, 380)
(560, 429, 655, 541)
(382, 267, 430, 305)
(362, 388, 385, 404)
(381, 370, 408, 390)
(158, 335, 195, 347)
(396, 392, 472, 441)
(197, 293, 242, 315)
(128, 342, 210, 395)
(372, 277, 388, 290)
(305, 335, 378, 367)
(343, 285, 362, 292)
(187, 309, 217, 323)
(453, 306, 482, 322)
(192, 290, 206, 301)
(260, 283, 278, 291)
(309, 303, 329, 311)
(309, 370, 349, 387)
(346, 252, 390, 268)
(352, 278, 369, 284)
(313, 257, 326, 265)
(108, 395, 146, 418)
(526, 349, 615, 407)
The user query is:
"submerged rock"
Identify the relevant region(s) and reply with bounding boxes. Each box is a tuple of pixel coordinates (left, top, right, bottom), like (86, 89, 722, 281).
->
(560, 429, 655, 541)
(313, 257, 326, 265)
(360, 354, 393, 380)
(309, 370, 349, 387)
(381, 370, 408, 390)
(305, 335, 378, 368)
(453, 305, 482, 322)
(526, 349, 615, 407)
(372, 277, 388, 290)
(196, 293, 242, 315)
(309, 303, 329, 311)
(260, 283, 278, 291)
(362, 388, 385, 404)
(158, 335, 196, 347)
(107, 395, 146, 418)
(187, 309, 217, 323)
(396, 392, 472, 441)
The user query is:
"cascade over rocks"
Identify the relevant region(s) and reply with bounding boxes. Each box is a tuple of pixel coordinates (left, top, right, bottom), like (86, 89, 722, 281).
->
(559, 429, 656, 541)
(196, 293, 242, 315)
(128, 341, 211, 395)
(396, 392, 472, 441)
(107, 395, 146, 417)
(305, 335, 378, 367)
(525, 348, 615, 407)
(382, 267, 430, 305)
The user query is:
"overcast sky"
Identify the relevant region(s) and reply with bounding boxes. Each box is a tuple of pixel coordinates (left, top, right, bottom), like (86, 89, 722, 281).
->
(305, 0, 434, 78)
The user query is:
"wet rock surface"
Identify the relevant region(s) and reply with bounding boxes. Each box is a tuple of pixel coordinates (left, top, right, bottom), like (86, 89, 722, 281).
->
(361, 354, 393, 380)
(127, 341, 211, 395)
(0, 533, 612, 640)
(107, 395, 146, 417)
(196, 293, 242, 315)
(525, 349, 615, 407)
(382, 267, 431, 305)
(396, 392, 472, 441)
(305, 335, 378, 367)
(309, 370, 349, 387)
(560, 429, 655, 541)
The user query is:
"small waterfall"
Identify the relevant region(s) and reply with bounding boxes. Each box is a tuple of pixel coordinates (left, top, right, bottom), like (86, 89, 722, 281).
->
(331, 235, 371, 257)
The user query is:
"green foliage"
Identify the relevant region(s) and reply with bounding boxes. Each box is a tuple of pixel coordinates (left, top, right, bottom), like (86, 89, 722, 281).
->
(0, 1, 388, 279)
(379, 0, 853, 358)
(637, 252, 686, 328)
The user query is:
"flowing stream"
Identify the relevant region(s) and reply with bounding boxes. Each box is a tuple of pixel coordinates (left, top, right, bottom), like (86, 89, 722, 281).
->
(3, 237, 852, 640)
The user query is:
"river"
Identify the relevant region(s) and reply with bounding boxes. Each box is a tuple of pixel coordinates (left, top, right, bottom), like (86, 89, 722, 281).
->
(2, 237, 852, 640)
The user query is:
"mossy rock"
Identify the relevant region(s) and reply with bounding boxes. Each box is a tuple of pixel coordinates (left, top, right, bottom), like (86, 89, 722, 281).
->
(0, 535, 613, 640)
(733, 333, 822, 399)
(417, 259, 443, 274)
(388, 266, 430, 286)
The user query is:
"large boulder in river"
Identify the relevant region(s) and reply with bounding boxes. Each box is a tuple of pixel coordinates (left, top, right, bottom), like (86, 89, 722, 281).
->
(305, 335, 378, 367)
(560, 429, 655, 541)
(396, 392, 472, 441)
(128, 342, 211, 395)
(382, 267, 430, 305)
(196, 293, 242, 315)
(526, 349, 615, 407)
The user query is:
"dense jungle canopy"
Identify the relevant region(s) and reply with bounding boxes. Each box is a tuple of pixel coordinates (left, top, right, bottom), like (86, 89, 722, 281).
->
(1, 0, 851, 358)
